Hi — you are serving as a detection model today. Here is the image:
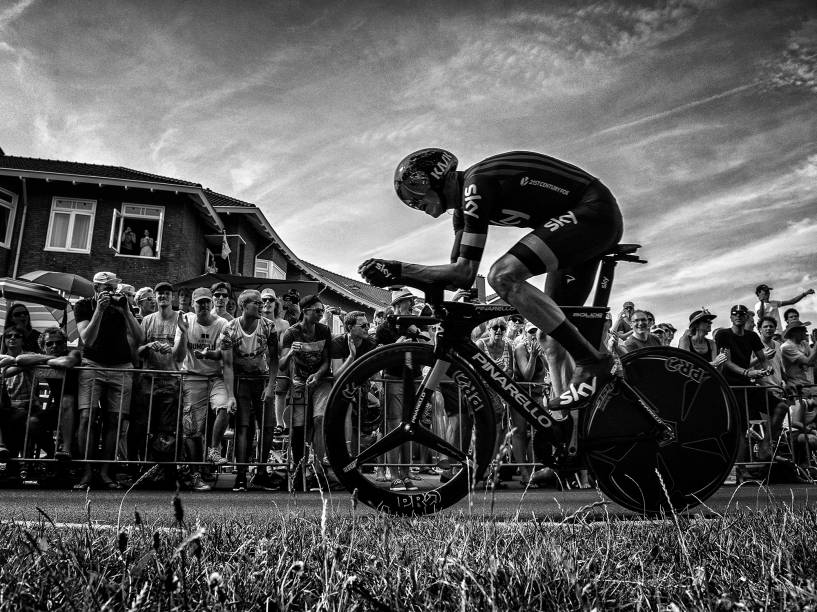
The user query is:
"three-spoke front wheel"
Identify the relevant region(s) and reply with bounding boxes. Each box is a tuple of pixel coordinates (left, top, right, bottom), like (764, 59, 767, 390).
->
(324, 343, 496, 515)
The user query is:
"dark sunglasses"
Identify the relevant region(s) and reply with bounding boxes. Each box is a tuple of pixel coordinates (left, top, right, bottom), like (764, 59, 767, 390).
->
(261, 297, 277, 303)
(491, 325, 507, 332)
(213, 292, 229, 299)
(527, 329, 537, 334)
(509, 317, 523, 324)
(4, 333, 23, 339)
(632, 318, 649, 323)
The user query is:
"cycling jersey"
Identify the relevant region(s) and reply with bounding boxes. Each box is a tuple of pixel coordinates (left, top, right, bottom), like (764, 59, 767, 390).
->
(452, 151, 598, 262)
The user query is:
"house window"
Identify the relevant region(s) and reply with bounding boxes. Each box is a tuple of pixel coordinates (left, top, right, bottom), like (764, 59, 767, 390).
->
(255, 258, 285, 279)
(0, 187, 18, 249)
(45, 197, 96, 253)
(109, 203, 165, 258)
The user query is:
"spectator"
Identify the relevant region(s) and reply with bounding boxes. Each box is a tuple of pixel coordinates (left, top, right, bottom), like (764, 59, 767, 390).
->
(476, 316, 515, 488)
(136, 281, 182, 488)
(650, 325, 666, 344)
(752, 316, 785, 392)
(0, 325, 41, 479)
(715, 304, 786, 468)
(2, 304, 40, 353)
(280, 289, 301, 326)
(210, 281, 234, 321)
(221, 290, 280, 492)
(139, 229, 155, 257)
(117, 283, 138, 315)
(331, 311, 379, 461)
(781, 321, 817, 399)
(226, 296, 238, 318)
(611, 301, 635, 340)
(75, 271, 144, 490)
(374, 288, 421, 491)
(657, 323, 676, 347)
(678, 309, 727, 369)
(370, 310, 385, 337)
(783, 308, 813, 352)
(512, 321, 548, 486)
(173, 287, 235, 492)
(279, 294, 335, 490)
(623, 310, 662, 352)
(121, 226, 137, 254)
(16, 328, 82, 468)
(259, 289, 291, 438)
(506, 314, 525, 346)
(755, 284, 814, 330)
(134, 287, 157, 322)
(177, 288, 192, 314)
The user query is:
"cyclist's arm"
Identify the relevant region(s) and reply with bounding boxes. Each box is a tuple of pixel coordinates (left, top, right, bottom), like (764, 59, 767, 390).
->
(401, 258, 479, 290)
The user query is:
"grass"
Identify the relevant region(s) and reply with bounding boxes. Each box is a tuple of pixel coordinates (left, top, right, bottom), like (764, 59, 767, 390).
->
(1, 491, 817, 610)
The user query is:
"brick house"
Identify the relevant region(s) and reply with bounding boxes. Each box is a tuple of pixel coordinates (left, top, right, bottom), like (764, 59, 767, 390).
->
(0, 154, 390, 315)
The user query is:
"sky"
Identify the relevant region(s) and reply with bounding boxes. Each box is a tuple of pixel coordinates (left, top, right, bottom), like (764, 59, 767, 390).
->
(1, 0, 816, 334)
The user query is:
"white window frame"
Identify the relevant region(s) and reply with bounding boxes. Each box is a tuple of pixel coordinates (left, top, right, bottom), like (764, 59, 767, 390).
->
(44, 197, 96, 254)
(109, 203, 165, 259)
(255, 258, 285, 280)
(0, 186, 18, 249)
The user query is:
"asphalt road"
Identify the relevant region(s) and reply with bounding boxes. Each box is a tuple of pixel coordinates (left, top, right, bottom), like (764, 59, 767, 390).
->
(1, 482, 815, 527)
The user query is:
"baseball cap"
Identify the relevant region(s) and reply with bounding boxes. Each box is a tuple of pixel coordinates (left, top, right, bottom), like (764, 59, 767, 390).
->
(134, 287, 154, 302)
(524, 321, 538, 333)
(192, 287, 213, 302)
(730, 304, 750, 315)
(755, 284, 773, 294)
(154, 281, 174, 294)
(260, 288, 277, 299)
(391, 288, 415, 306)
(651, 325, 665, 334)
(93, 271, 121, 285)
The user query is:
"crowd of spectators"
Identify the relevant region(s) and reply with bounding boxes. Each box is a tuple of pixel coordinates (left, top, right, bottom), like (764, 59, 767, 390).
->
(1, 271, 816, 492)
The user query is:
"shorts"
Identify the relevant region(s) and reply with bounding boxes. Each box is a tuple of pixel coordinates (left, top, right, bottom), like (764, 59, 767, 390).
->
(181, 375, 230, 439)
(507, 180, 624, 305)
(235, 376, 275, 429)
(77, 360, 134, 416)
(287, 379, 331, 427)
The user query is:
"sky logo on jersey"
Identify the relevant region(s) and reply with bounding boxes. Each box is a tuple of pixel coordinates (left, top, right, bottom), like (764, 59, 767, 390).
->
(495, 209, 531, 226)
(544, 211, 577, 232)
(520, 176, 570, 196)
(430, 152, 455, 180)
(463, 184, 481, 218)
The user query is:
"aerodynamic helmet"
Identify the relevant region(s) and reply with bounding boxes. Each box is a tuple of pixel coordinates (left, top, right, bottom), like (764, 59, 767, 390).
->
(394, 148, 458, 209)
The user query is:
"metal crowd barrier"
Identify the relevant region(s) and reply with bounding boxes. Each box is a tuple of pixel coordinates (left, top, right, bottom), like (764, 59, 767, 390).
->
(1, 363, 815, 488)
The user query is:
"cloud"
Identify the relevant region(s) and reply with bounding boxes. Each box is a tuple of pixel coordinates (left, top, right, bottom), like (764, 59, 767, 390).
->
(0, 0, 36, 28)
(763, 17, 817, 93)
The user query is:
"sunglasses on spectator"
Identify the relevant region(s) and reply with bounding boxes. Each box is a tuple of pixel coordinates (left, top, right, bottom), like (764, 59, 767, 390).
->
(632, 318, 649, 323)
(527, 329, 537, 334)
(4, 332, 23, 339)
(509, 317, 523, 324)
(491, 325, 507, 331)
(213, 292, 229, 299)
(261, 297, 276, 303)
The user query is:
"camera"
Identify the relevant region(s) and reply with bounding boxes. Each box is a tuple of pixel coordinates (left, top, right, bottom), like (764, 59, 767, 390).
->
(101, 291, 127, 306)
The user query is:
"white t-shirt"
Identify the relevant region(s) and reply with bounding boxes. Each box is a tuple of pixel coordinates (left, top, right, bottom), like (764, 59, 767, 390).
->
(754, 300, 782, 329)
(175, 313, 228, 376)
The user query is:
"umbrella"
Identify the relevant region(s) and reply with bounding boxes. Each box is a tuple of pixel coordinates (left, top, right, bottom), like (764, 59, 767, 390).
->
(20, 270, 95, 299)
(0, 277, 78, 341)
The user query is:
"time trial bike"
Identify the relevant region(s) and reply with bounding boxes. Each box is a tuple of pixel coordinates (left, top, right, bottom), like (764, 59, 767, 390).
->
(323, 244, 743, 515)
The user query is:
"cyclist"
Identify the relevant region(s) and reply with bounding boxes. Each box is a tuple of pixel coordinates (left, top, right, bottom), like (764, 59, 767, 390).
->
(359, 148, 623, 413)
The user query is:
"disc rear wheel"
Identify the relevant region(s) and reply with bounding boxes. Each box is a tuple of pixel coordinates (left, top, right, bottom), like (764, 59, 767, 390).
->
(583, 347, 742, 514)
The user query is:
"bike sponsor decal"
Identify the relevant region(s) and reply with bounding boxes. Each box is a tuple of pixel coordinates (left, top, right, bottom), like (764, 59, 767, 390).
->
(665, 356, 709, 384)
(396, 490, 442, 511)
(559, 377, 597, 405)
(544, 211, 577, 232)
(463, 184, 481, 219)
(570, 311, 605, 319)
(451, 370, 485, 413)
(472, 352, 533, 410)
(520, 176, 570, 196)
